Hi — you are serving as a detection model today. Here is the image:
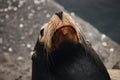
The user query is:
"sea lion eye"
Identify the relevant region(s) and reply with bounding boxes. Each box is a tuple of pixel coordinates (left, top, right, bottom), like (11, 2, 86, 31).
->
(40, 29, 44, 36)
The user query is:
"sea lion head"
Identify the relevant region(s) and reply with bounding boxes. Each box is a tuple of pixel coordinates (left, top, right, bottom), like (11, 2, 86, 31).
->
(39, 12, 86, 53)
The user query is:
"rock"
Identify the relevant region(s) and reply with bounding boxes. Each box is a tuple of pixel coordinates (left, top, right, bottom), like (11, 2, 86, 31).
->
(17, 56, 24, 61)
(0, 38, 3, 44)
(0, 54, 8, 63)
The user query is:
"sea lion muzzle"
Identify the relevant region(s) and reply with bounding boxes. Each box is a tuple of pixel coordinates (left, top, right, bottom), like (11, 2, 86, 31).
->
(52, 25, 78, 49)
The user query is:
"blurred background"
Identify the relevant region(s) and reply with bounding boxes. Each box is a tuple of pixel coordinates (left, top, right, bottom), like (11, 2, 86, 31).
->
(0, 0, 120, 80)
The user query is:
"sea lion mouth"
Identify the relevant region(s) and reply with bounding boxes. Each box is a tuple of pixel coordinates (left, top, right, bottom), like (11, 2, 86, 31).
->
(52, 25, 79, 49)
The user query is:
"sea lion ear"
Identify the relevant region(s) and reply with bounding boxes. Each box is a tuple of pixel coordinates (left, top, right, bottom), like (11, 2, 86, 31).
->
(31, 51, 37, 60)
(32, 38, 44, 60)
(34, 38, 40, 51)
(36, 38, 44, 51)
(32, 38, 40, 60)
(33, 38, 44, 54)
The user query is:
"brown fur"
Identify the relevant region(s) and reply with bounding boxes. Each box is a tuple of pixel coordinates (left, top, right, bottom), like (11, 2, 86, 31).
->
(39, 12, 86, 53)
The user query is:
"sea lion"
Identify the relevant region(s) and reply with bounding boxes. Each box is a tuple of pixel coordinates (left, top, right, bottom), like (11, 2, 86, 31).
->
(32, 11, 111, 80)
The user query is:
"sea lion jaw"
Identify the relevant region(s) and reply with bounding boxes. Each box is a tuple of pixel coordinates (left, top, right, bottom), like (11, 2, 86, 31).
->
(39, 12, 84, 52)
(52, 26, 79, 49)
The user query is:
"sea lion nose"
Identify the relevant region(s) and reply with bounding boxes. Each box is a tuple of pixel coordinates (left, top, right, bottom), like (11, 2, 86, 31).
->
(56, 11, 63, 20)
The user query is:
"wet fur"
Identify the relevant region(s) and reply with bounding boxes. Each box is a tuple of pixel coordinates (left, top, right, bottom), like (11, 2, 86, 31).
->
(32, 12, 111, 80)
(32, 40, 111, 80)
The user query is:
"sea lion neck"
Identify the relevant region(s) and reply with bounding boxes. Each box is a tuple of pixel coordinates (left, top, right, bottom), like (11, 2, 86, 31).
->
(56, 41, 79, 52)
(49, 41, 85, 55)
(48, 42, 86, 70)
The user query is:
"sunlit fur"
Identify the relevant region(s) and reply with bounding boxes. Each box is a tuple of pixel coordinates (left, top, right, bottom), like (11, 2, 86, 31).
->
(39, 12, 87, 53)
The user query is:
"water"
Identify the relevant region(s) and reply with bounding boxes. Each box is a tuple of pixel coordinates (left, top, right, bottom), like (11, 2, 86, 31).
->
(55, 0, 120, 44)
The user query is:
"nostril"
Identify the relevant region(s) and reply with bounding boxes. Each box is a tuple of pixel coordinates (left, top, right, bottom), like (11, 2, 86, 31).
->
(56, 11, 63, 20)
